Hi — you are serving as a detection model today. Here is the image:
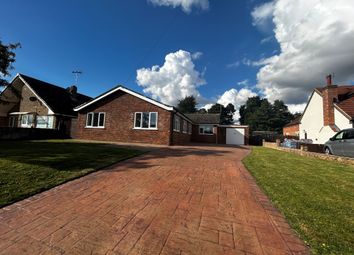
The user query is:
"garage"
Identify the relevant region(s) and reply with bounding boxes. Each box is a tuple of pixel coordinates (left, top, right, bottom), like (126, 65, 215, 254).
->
(226, 127, 245, 145)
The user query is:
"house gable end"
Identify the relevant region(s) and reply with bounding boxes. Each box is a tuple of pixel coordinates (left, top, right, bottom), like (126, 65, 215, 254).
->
(74, 86, 174, 112)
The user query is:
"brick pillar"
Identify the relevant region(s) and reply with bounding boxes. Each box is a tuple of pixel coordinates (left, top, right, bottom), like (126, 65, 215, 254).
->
(322, 75, 338, 126)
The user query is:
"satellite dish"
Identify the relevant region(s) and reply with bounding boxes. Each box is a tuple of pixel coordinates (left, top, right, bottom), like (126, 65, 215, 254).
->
(29, 96, 37, 101)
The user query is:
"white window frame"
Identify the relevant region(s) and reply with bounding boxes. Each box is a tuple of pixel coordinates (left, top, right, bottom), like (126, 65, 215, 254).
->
(86, 112, 105, 128)
(173, 116, 180, 132)
(182, 120, 188, 134)
(199, 124, 214, 135)
(133, 112, 158, 130)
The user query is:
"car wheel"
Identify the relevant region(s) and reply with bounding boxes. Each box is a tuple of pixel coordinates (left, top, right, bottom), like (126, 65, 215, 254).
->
(325, 147, 332, 155)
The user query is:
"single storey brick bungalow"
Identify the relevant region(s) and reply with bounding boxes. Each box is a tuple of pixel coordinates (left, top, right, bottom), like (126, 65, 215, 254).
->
(73, 86, 249, 146)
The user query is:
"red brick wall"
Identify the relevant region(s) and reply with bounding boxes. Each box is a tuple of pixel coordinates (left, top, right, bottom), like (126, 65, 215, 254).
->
(74, 91, 172, 145)
(171, 131, 191, 145)
(322, 86, 338, 126)
(283, 124, 299, 136)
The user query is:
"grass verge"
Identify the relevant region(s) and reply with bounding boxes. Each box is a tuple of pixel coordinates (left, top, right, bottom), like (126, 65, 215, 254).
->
(0, 140, 143, 207)
(243, 146, 354, 255)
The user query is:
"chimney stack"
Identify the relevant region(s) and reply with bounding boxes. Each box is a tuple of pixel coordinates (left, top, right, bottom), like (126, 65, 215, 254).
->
(326, 74, 332, 86)
(67, 85, 77, 96)
(322, 75, 338, 126)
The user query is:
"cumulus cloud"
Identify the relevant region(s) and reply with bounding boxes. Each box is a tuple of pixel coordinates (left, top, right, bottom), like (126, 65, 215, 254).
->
(136, 50, 205, 106)
(252, 0, 354, 105)
(251, 1, 275, 33)
(148, 0, 209, 13)
(217, 88, 258, 123)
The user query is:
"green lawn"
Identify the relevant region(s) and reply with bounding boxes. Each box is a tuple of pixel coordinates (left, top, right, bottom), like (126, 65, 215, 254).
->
(243, 147, 354, 255)
(0, 140, 143, 207)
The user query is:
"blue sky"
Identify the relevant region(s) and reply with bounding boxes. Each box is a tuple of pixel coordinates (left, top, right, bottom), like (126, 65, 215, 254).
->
(2, 0, 354, 113)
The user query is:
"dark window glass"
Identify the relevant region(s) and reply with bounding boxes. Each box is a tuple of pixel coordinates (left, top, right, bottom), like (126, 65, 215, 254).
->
(99, 113, 105, 127)
(86, 113, 92, 126)
(344, 130, 354, 139)
(93, 113, 99, 127)
(135, 113, 142, 127)
(142, 112, 149, 128)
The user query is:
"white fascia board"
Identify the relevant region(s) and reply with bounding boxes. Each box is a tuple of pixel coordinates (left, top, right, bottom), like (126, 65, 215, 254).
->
(74, 86, 174, 112)
(18, 75, 55, 114)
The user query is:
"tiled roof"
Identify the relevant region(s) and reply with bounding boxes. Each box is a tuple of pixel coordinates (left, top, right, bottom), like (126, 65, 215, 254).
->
(336, 97, 354, 119)
(19, 74, 92, 116)
(184, 113, 221, 124)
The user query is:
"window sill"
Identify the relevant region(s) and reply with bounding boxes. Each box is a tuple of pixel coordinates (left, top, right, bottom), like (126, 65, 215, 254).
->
(199, 133, 214, 136)
(133, 127, 158, 131)
(173, 130, 180, 132)
(85, 126, 105, 129)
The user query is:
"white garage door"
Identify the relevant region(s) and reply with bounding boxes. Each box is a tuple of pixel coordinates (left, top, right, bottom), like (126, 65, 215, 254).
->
(226, 128, 245, 145)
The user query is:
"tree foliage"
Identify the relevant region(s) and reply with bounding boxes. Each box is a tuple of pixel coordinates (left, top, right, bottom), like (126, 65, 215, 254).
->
(177, 95, 197, 113)
(207, 103, 236, 124)
(0, 40, 20, 87)
(239, 96, 294, 133)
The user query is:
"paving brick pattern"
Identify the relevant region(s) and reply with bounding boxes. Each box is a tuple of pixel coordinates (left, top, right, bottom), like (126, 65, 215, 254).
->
(0, 145, 309, 255)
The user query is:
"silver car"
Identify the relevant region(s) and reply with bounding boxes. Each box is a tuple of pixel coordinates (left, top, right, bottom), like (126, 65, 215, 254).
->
(324, 128, 354, 158)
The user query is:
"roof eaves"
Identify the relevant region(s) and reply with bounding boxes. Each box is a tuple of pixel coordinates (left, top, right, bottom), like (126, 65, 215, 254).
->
(74, 85, 174, 112)
(18, 74, 55, 114)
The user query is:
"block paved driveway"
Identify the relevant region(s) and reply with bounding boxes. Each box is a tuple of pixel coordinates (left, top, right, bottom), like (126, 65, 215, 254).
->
(0, 145, 309, 255)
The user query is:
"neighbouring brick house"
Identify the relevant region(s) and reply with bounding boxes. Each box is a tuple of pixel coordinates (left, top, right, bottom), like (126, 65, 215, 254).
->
(299, 75, 354, 144)
(73, 86, 249, 146)
(282, 116, 300, 137)
(0, 73, 91, 135)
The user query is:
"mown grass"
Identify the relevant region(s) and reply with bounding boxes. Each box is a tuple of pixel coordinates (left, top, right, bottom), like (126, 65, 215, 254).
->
(243, 146, 354, 255)
(0, 140, 143, 207)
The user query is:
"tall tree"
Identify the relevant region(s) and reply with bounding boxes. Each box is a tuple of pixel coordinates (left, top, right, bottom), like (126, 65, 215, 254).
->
(177, 95, 197, 113)
(239, 96, 294, 133)
(208, 103, 236, 124)
(0, 40, 20, 87)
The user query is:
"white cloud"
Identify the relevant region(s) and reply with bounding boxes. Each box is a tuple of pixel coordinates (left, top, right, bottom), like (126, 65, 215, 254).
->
(260, 36, 273, 44)
(226, 61, 240, 69)
(242, 56, 277, 67)
(148, 0, 209, 13)
(136, 50, 205, 106)
(237, 79, 249, 86)
(217, 88, 258, 123)
(287, 103, 307, 114)
(251, 1, 275, 32)
(253, 0, 354, 105)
